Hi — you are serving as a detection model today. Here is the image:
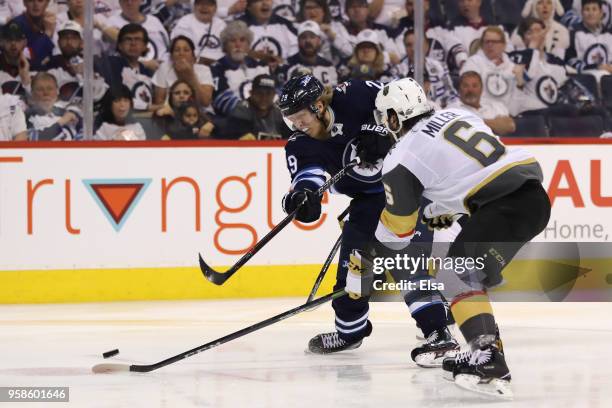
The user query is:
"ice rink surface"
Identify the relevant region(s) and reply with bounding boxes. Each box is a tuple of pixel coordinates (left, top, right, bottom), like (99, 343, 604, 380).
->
(1, 298, 611, 408)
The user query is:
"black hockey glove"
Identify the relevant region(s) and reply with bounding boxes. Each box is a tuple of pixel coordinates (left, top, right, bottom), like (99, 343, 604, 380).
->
(282, 190, 322, 223)
(356, 123, 394, 166)
(422, 213, 456, 231)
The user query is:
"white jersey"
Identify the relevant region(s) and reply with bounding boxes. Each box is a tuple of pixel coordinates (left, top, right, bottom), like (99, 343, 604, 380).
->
(46, 66, 109, 110)
(0, 0, 24, 25)
(0, 94, 27, 141)
(452, 25, 513, 56)
(448, 99, 510, 120)
(461, 50, 518, 108)
(94, 122, 146, 141)
(171, 14, 226, 61)
(151, 61, 214, 90)
(376, 108, 542, 244)
(508, 49, 568, 115)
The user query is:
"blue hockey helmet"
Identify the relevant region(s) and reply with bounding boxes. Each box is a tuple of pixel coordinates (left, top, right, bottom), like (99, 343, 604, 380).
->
(278, 74, 324, 117)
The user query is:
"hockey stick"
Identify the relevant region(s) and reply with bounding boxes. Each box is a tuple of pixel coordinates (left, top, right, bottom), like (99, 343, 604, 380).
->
(199, 160, 359, 285)
(92, 289, 347, 374)
(306, 233, 342, 303)
(305, 206, 349, 303)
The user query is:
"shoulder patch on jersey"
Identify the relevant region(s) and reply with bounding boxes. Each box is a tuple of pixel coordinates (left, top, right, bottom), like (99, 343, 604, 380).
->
(287, 131, 308, 142)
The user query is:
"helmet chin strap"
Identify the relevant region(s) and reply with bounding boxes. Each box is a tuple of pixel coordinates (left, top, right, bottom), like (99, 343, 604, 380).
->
(387, 111, 403, 142)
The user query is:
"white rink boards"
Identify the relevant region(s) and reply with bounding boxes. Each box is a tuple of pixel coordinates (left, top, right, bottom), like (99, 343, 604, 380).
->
(1, 299, 610, 407)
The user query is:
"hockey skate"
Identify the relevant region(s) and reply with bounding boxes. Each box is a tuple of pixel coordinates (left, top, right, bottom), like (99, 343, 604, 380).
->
(452, 344, 513, 399)
(410, 326, 459, 367)
(307, 332, 365, 354)
(442, 326, 504, 381)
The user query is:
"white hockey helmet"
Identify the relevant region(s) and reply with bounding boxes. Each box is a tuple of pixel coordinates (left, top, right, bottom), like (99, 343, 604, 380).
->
(374, 78, 433, 140)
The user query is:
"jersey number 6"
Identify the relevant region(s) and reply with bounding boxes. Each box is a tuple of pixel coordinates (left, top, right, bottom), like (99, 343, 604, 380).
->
(443, 121, 505, 167)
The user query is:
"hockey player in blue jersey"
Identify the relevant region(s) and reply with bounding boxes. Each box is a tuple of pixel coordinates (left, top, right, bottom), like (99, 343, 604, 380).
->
(278, 74, 459, 363)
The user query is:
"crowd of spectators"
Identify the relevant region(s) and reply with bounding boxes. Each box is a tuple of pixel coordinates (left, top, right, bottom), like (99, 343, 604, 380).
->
(1, 0, 612, 141)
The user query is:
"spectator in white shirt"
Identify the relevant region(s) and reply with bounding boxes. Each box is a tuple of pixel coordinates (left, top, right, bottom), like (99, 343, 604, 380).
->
(0, 93, 27, 141)
(95, 85, 146, 140)
(461, 26, 525, 108)
(171, 0, 227, 65)
(151, 35, 214, 111)
(451, 70, 516, 135)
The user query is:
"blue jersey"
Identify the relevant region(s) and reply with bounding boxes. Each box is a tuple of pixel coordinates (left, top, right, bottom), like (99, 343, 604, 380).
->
(284, 79, 385, 197)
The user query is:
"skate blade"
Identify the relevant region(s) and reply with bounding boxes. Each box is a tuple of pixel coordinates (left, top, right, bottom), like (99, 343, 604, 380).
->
(414, 348, 459, 368)
(442, 370, 454, 382)
(304, 340, 363, 355)
(454, 374, 513, 400)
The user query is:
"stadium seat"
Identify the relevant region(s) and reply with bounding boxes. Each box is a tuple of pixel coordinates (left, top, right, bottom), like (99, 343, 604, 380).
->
(601, 75, 612, 111)
(548, 115, 604, 137)
(507, 115, 549, 137)
(135, 115, 165, 140)
(568, 74, 600, 101)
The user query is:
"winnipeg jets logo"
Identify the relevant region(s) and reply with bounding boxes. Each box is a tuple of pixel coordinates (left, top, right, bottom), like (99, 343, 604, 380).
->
(585, 44, 608, 66)
(342, 139, 383, 183)
(485, 72, 510, 97)
(331, 123, 344, 137)
(536, 76, 559, 105)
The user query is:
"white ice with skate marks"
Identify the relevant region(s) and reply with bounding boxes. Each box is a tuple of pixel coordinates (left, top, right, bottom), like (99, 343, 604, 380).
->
(0, 300, 611, 407)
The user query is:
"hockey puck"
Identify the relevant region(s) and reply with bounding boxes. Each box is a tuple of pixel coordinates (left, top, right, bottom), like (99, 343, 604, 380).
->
(102, 349, 120, 359)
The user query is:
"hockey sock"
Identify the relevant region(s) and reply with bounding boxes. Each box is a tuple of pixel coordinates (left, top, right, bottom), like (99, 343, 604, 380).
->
(410, 300, 448, 338)
(450, 291, 497, 347)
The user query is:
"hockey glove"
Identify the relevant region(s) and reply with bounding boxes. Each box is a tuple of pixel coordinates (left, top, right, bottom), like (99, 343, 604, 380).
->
(282, 189, 322, 223)
(346, 249, 375, 299)
(422, 213, 456, 231)
(356, 123, 394, 166)
(422, 202, 461, 231)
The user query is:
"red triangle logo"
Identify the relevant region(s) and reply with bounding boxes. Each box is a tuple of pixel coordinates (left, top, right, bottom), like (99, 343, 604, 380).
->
(90, 184, 144, 224)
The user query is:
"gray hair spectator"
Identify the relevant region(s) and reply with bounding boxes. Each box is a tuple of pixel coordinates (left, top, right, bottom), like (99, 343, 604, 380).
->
(26, 72, 83, 141)
(210, 20, 269, 115)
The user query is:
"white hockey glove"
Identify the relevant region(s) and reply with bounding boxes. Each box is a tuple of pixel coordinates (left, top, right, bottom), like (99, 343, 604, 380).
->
(346, 249, 374, 299)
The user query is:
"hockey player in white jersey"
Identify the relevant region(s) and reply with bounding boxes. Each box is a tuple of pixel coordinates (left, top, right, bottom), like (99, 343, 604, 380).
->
(347, 78, 551, 399)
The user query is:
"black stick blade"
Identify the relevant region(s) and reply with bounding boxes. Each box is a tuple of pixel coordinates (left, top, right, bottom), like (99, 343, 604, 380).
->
(199, 254, 230, 285)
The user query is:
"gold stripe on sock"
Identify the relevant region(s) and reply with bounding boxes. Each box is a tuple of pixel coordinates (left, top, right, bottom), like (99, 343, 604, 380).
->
(451, 293, 494, 327)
